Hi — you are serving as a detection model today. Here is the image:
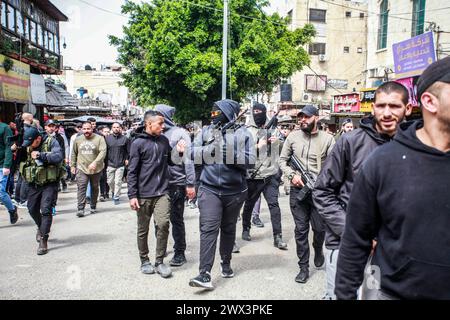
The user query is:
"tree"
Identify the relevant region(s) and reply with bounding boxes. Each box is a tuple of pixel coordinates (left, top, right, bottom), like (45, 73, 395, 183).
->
(110, 0, 315, 123)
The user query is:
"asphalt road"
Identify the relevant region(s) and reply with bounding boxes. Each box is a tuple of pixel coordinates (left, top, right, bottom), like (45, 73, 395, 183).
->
(0, 182, 325, 300)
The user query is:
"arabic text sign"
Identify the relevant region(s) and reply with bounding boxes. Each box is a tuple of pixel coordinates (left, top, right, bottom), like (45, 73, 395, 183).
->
(393, 32, 435, 78)
(0, 54, 30, 103)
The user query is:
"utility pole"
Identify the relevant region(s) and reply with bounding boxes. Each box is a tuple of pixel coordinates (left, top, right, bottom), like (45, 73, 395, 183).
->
(222, 0, 229, 99)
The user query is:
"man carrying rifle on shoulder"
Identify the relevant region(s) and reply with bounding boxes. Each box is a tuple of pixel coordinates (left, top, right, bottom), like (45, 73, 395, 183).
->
(279, 105, 335, 284)
(241, 103, 287, 250)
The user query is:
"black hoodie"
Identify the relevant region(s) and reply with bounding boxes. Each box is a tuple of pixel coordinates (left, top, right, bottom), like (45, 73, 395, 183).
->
(313, 116, 391, 249)
(335, 120, 450, 300)
(127, 131, 173, 199)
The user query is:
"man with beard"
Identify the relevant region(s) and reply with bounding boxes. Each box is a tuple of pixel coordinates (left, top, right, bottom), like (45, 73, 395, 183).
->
(279, 105, 335, 284)
(71, 122, 107, 217)
(189, 99, 255, 290)
(241, 102, 287, 250)
(335, 56, 450, 300)
(312, 81, 412, 299)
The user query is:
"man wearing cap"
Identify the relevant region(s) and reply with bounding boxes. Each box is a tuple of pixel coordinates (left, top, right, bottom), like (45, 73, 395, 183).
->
(313, 81, 412, 300)
(279, 105, 335, 284)
(334, 118, 354, 141)
(335, 57, 450, 300)
(17, 126, 63, 255)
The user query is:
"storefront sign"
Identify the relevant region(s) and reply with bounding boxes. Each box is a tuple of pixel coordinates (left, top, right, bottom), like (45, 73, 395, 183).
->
(333, 93, 360, 113)
(30, 74, 47, 104)
(393, 31, 435, 78)
(327, 79, 348, 90)
(360, 88, 376, 113)
(0, 54, 30, 103)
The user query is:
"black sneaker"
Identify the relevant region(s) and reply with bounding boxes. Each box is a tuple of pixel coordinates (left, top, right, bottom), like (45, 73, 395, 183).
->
(295, 268, 309, 283)
(169, 253, 187, 267)
(189, 272, 214, 290)
(9, 206, 18, 224)
(252, 216, 264, 228)
(242, 229, 251, 241)
(220, 262, 234, 278)
(99, 195, 105, 202)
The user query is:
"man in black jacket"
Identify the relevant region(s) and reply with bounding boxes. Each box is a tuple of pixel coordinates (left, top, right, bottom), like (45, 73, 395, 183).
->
(313, 81, 412, 299)
(128, 110, 185, 279)
(189, 99, 255, 290)
(106, 122, 129, 205)
(335, 57, 450, 300)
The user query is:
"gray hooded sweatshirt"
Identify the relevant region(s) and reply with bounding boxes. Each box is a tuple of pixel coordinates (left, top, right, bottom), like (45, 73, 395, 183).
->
(155, 104, 195, 186)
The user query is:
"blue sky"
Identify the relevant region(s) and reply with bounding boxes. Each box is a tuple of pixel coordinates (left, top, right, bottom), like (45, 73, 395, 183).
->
(52, 0, 283, 68)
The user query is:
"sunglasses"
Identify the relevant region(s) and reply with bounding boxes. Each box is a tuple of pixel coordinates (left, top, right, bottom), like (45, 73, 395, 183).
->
(211, 110, 222, 117)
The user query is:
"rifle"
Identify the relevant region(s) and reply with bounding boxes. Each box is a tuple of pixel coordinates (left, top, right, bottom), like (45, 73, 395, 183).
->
(8, 112, 24, 147)
(206, 108, 248, 145)
(288, 154, 316, 201)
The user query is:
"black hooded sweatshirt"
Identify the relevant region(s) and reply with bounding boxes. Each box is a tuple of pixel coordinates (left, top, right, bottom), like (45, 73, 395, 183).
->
(313, 116, 391, 249)
(335, 120, 450, 300)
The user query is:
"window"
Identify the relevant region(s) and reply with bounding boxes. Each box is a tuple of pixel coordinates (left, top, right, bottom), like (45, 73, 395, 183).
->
(37, 24, 43, 46)
(287, 9, 293, 25)
(346, 11, 351, 18)
(344, 46, 350, 53)
(24, 17, 29, 40)
(7, 4, 15, 31)
(309, 9, 326, 23)
(49, 32, 54, 52)
(357, 47, 363, 53)
(55, 35, 59, 54)
(306, 74, 327, 91)
(309, 43, 326, 55)
(412, 0, 425, 37)
(1, 1, 7, 28)
(360, 12, 365, 19)
(30, 20, 37, 43)
(377, 0, 389, 50)
(17, 12, 24, 36)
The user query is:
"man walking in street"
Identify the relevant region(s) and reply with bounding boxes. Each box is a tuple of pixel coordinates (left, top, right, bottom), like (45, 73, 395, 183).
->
(155, 105, 196, 267)
(17, 126, 63, 254)
(241, 102, 287, 250)
(128, 110, 186, 279)
(189, 99, 255, 290)
(105, 122, 129, 205)
(71, 121, 107, 217)
(313, 81, 412, 299)
(335, 57, 450, 300)
(279, 105, 335, 284)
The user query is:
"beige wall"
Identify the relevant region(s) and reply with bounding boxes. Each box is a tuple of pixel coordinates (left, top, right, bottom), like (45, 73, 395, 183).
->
(276, 0, 368, 107)
(366, 0, 450, 86)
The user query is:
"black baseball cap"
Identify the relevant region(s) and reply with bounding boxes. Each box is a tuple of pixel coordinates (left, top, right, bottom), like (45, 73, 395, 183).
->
(417, 56, 450, 101)
(22, 127, 41, 147)
(298, 105, 319, 117)
(44, 119, 57, 126)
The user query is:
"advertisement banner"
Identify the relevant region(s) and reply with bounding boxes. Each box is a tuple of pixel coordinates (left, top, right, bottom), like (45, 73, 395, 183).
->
(30, 74, 47, 104)
(395, 77, 419, 108)
(360, 88, 376, 113)
(393, 31, 436, 78)
(333, 93, 360, 113)
(0, 54, 30, 103)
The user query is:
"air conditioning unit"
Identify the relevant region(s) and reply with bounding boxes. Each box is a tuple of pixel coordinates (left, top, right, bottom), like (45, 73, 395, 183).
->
(318, 54, 327, 62)
(302, 93, 311, 102)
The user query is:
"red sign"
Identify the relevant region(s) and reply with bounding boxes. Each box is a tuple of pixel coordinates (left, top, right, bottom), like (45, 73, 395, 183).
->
(333, 93, 360, 113)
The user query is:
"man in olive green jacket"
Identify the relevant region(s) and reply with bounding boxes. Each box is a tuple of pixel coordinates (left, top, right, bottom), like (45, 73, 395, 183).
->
(71, 121, 107, 217)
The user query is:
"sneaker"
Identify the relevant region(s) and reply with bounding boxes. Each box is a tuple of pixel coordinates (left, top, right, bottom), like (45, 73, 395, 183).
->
(8, 207, 18, 224)
(155, 263, 172, 278)
(17, 201, 27, 209)
(113, 198, 120, 205)
(141, 261, 155, 274)
(295, 268, 309, 283)
(189, 272, 213, 290)
(232, 242, 240, 253)
(252, 216, 264, 228)
(220, 262, 234, 278)
(51, 207, 56, 216)
(99, 195, 105, 202)
(90, 207, 96, 214)
(76, 209, 85, 218)
(169, 253, 187, 267)
(242, 229, 251, 241)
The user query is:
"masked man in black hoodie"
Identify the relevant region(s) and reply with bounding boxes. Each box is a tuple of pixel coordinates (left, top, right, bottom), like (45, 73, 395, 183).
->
(335, 57, 450, 300)
(128, 110, 186, 279)
(313, 81, 412, 300)
(189, 99, 255, 290)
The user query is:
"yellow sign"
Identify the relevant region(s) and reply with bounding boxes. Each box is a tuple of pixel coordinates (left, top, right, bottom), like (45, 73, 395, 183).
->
(0, 54, 30, 103)
(360, 88, 377, 113)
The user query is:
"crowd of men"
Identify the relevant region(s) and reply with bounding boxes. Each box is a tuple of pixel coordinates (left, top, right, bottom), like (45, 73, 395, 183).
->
(0, 57, 449, 299)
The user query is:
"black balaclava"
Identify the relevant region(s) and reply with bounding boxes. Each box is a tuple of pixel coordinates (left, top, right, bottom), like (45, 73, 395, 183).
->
(253, 103, 267, 127)
(211, 104, 228, 126)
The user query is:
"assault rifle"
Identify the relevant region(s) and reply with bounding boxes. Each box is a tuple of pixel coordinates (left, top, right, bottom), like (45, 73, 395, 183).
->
(288, 154, 316, 201)
(206, 108, 248, 145)
(8, 112, 25, 147)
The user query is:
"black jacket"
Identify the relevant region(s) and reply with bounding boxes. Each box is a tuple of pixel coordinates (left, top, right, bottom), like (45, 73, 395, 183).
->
(312, 116, 391, 249)
(335, 120, 450, 300)
(127, 131, 173, 199)
(105, 133, 129, 168)
(192, 100, 256, 195)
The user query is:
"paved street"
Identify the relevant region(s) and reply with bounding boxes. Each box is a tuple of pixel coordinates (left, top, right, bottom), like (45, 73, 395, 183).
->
(0, 183, 325, 300)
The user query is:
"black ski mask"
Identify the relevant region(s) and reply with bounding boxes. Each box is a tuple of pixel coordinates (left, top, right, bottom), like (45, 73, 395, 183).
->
(253, 103, 267, 127)
(211, 104, 228, 126)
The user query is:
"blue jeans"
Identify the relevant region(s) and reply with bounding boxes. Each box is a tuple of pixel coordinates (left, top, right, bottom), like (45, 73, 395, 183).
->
(0, 169, 15, 211)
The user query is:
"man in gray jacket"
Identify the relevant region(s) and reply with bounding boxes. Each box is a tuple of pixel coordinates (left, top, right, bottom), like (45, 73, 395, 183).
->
(155, 104, 196, 267)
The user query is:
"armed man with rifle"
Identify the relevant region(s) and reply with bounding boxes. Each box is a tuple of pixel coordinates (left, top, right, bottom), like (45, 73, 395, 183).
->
(189, 99, 255, 290)
(240, 103, 288, 250)
(279, 105, 335, 284)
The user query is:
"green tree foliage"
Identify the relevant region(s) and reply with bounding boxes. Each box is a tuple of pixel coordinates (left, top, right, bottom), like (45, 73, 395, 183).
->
(110, 0, 315, 123)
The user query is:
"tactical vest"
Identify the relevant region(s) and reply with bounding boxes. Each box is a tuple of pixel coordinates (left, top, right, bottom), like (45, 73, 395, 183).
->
(20, 136, 66, 186)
